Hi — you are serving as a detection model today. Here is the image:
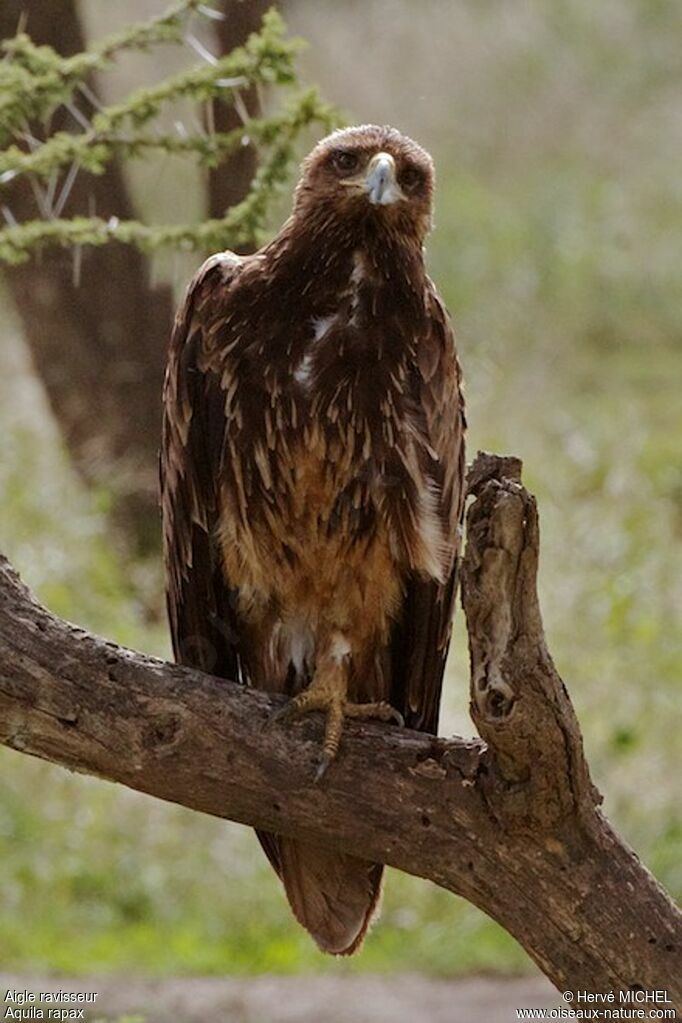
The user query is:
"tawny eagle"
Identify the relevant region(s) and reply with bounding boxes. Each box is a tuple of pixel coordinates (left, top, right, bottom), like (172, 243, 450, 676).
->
(161, 125, 466, 956)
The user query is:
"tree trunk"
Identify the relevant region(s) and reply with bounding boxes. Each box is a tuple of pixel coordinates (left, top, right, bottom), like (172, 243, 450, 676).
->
(0, 0, 172, 555)
(0, 453, 679, 1005)
(0, 0, 267, 554)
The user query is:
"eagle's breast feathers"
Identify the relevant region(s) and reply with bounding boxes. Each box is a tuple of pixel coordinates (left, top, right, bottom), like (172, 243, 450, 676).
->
(163, 243, 464, 702)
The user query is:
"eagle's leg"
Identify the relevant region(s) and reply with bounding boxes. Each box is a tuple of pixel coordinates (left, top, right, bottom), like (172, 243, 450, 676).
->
(273, 634, 403, 780)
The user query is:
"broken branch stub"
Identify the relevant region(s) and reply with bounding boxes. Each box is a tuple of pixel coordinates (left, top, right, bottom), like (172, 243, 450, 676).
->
(461, 452, 599, 829)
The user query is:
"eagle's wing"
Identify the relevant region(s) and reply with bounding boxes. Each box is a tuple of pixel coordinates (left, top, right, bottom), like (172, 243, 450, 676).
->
(161, 252, 285, 876)
(160, 252, 242, 680)
(389, 286, 466, 734)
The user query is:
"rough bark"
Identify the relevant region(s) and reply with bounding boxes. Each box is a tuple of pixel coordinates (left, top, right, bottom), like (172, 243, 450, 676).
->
(0, 453, 679, 1005)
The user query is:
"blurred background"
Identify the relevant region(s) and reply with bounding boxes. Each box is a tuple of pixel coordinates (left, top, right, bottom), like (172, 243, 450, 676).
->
(0, 1, 680, 1020)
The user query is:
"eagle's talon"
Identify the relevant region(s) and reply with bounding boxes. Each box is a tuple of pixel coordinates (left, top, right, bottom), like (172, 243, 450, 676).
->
(314, 752, 333, 783)
(267, 700, 298, 729)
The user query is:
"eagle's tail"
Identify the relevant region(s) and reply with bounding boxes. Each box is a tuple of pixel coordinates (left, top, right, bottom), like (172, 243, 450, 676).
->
(257, 830, 383, 955)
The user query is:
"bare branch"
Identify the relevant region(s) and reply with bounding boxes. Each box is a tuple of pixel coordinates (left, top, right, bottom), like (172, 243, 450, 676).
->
(461, 456, 598, 822)
(0, 454, 679, 1001)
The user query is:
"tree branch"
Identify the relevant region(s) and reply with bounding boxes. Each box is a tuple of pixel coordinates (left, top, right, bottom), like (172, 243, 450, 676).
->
(0, 453, 679, 1004)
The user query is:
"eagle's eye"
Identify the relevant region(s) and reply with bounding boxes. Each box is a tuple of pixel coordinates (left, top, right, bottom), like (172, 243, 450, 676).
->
(399, 165, 424, 193)
(330, 149, 360, 175)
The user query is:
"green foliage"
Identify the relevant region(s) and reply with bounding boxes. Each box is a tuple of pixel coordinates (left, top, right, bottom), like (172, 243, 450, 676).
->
(0, 2, 338, 263)
(0, 0, 210, 140)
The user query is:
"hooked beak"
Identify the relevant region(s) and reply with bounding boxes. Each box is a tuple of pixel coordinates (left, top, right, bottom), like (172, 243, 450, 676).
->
(365, 152, 402, 206)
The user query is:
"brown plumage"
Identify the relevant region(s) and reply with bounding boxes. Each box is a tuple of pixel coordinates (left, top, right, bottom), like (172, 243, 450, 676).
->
(160, 124, 466, 955)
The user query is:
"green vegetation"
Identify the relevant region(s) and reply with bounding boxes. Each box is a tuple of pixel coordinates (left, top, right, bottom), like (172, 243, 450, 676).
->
(0, 0, 680, 979)
(0, 2, 337, 262)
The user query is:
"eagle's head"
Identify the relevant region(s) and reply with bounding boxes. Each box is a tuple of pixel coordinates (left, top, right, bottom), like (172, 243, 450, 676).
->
(293, 125, 435, 245)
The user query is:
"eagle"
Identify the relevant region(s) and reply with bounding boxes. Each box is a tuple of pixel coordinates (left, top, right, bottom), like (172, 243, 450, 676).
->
(160, 124, 466, 957)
